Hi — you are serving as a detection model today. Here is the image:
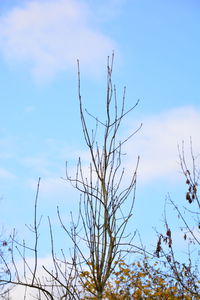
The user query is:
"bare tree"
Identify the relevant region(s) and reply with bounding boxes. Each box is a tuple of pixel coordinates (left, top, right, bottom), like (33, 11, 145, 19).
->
(59, 53, 141, 299)
(0, 54, 141, 299)
(0, 196, 13, 299)
(0, 236, 11, 299)
(0, 177, 82, 299)
(155, 139, 200, 298)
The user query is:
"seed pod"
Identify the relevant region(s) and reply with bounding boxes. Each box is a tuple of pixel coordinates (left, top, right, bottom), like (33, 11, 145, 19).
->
(186, 192, 191, 202)
(166, 228, 171, 238)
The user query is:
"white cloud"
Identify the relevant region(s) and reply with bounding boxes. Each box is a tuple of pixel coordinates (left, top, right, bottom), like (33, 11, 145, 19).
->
(0, 0, 116, 80)
(27, 176, 71, 198)
(0, 167, 16, 179)
(124, 106, 200, 183)
(9, 254, 86, 299)
(25, 106, 200, 191)
(9, 256, 56, 299)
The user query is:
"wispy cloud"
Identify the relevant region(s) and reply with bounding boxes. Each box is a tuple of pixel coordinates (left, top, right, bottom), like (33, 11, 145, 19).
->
(9, 256, 55, 299)
(124, 106, 200, 183)
(23, 106, 200, 191)
(27, 176, 71, 198)
(0, 0, 116, 80)
(0, 167, 16, 179)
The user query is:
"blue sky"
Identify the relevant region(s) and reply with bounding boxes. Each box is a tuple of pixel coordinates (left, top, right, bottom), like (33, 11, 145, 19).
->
(0, 0, 200, 283)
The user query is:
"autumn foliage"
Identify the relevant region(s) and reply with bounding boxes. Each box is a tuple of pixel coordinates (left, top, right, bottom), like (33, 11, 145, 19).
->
(79, 257, 199, 299)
